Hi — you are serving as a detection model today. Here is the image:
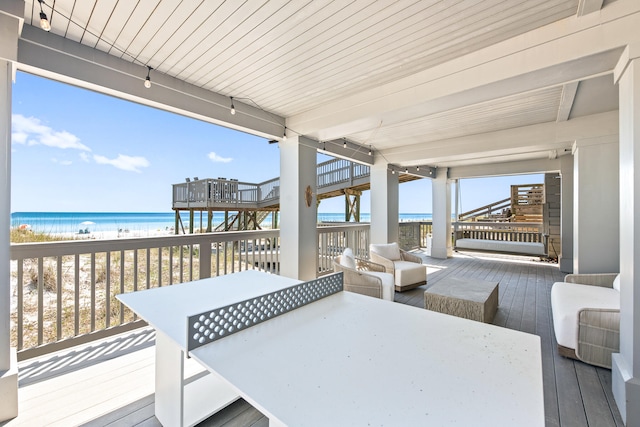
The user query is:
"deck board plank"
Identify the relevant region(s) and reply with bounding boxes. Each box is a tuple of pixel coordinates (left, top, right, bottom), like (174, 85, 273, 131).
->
(0, 251, 624, 427)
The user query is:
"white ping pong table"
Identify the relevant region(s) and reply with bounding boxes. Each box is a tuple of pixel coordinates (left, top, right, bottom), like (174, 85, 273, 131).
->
(117, 269, 544, 427)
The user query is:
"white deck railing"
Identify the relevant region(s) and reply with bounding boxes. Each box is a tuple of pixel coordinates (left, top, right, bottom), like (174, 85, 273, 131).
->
(172, 158, 371, 210)
(10, 225, 373, 360)
(454, 221, 545, 243)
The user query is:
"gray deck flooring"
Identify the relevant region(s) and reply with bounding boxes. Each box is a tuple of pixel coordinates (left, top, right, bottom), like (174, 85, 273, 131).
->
(1, 251, 624, 426)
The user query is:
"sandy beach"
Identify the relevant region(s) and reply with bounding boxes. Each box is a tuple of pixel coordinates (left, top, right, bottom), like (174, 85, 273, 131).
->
(52, 227, 181, 240)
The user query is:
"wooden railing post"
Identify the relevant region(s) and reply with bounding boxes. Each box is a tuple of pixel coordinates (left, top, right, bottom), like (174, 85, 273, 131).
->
(199, 242, 212, 279)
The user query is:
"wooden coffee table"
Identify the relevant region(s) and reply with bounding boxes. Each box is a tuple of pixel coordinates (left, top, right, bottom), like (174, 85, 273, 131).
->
(424, 277, 499, 323)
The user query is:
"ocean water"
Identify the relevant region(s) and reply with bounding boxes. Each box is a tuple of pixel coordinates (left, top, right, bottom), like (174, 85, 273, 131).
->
(10, 212, 433, 234)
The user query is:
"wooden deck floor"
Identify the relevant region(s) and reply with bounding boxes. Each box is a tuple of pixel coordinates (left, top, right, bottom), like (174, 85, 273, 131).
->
(0, 251, 624, 427)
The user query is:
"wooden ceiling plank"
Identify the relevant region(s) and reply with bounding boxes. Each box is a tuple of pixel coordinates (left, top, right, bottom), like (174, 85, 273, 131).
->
(122, 0, 186, 66)
(184, 0, 294, 86)
(79, 0, 117, 48)
(142, 1, 234, 74)
(107, 0, 162, 60)
(169, 1, 273, 83)
(207, 0, 375, 97)
(252, 1, 574, 114)
(94, 1, 139, 56)
(198, 0, 333, 91)
(223, 0, 395, 100)
(259, 1, 577, 115)
(157, 1, 251, 77)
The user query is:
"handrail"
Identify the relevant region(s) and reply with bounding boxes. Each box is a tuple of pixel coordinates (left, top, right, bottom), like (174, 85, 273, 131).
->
(10, 225, 375, 360)
(172, 158, 371, 210)
(454, 221, 545, 244)
(10, 230, 280, 360)
(458, 197, 510, 221)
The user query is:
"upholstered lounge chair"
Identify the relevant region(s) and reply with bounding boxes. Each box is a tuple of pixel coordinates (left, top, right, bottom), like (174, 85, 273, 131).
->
(333, 248, 395, 301)
(550, 273, 620, 369)
(369, 242, 426, 292)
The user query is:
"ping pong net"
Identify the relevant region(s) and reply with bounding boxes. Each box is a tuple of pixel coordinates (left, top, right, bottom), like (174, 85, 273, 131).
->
(187, 272, 343, 351)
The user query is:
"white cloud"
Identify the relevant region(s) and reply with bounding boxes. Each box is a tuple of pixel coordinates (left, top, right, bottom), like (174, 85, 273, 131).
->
(51, 158, 73, 166)
(11, 114, 91, 151)
(93, 154, 150, 173)
(208, 151, 233, 163)
(79, 152, 90, 162)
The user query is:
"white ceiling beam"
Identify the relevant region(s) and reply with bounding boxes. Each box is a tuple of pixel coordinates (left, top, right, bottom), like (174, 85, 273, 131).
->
(287, 1, 639, 141)
(557, 82, 580, 122)
(16, 26, 285, 141)
(294, 136, 374, 166)
(448, 158, 563, 180)
(381, 111, 618, 166)
(577, 0, 604, 17)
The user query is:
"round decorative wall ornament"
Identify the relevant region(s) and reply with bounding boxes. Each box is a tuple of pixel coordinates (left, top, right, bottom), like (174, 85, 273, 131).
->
(305, 185, 313, 207)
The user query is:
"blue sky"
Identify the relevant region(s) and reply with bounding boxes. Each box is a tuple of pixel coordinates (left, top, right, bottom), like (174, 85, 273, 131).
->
(11, 72, 541, 214)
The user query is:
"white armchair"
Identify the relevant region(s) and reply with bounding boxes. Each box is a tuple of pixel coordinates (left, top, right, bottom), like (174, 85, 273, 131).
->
(369, 242, 426, 292)
(550, 273, 620, 369)
(333, 248, 395, 301)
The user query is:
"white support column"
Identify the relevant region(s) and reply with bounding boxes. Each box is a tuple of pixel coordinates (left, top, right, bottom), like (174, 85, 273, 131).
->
(369, 162, 399, 245)
(559, 155, 574, 273)
(279, 136, 318, 281)
(572, 137, 619, 274)
(431, 168, 452, 259)
(612, 47, 640, 426)
(0, 3, 21, 421)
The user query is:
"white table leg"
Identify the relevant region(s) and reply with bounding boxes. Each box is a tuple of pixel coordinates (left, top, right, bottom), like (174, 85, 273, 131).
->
(155, 329, 185, 427)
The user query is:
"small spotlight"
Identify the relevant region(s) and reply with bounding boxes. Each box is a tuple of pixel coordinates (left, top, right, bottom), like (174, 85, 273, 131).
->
(283, 127, 287, 141)
(391, 169, 395, 175)
(230, 97, 236, 115)
(343, 140, 347, 148)
(405, 168, 408, 173)
(416, 166, 420, 171)
(368, 145, 372, 156)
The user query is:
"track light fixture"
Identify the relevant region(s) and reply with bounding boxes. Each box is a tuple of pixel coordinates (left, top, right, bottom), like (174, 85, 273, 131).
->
(416, 166, 420, 171)
(391, 169, 395, 175)
(230, 97, 236, 115)
(283, 127, 287, 141)
(368, 145, 372, 156)
(343, 140, 347, 149)
(405, 167, 409, 173)
(38, 0, 51, 31)
(144, 66, 152, 89)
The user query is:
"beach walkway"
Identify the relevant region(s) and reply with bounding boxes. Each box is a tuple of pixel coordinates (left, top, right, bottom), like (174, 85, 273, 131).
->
(1, 251, 622, 426)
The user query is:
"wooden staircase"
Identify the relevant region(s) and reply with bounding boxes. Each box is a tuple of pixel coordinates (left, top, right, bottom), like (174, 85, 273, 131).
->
(510, 184, 544, 222)
(458, 184, 544, 223)
(214, 211, 272, 231)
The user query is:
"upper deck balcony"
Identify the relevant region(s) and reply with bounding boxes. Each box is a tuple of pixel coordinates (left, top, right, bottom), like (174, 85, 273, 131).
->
(171, 158, 418, 212)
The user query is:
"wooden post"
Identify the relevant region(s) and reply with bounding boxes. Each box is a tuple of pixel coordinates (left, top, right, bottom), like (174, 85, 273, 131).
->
(206, 209, 212, 232)
(344, 189, 362, 222)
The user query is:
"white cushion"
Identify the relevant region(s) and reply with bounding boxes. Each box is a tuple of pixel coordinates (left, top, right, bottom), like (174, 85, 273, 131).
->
(370, 243, 401, 261)
(550, 282, 620, 350)
(365, 271, 395, 301)
(340, 248, 356, 269)
(393, 261, 426, 288)
(613, 274, 621, 292)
